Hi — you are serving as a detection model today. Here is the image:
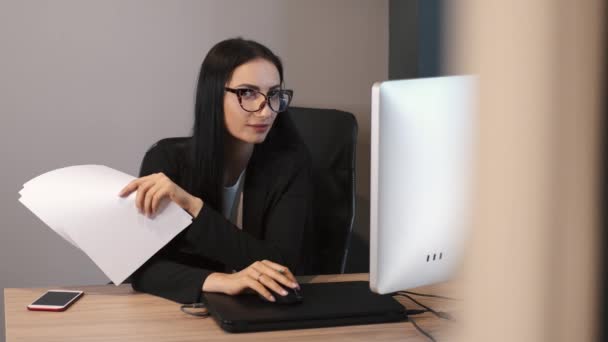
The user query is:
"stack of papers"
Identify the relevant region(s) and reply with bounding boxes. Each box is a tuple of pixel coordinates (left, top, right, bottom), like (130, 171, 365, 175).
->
(18, 165, 193, 285)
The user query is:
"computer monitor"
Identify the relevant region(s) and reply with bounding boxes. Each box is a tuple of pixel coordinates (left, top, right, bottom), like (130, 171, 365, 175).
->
(369, 75, 476, 294)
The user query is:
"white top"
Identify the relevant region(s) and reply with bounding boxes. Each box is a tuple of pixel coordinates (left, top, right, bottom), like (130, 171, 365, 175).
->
(222, 170, 245, 229)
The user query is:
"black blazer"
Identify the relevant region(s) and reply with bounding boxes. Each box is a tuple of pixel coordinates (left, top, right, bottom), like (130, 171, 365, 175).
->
(130, 136, 314, 304)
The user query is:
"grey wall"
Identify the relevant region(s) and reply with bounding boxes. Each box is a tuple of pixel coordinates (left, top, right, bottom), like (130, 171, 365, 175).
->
(389, 0, 418, 79)
(389, 0, 443, 80)
(0, 1, 388, 340)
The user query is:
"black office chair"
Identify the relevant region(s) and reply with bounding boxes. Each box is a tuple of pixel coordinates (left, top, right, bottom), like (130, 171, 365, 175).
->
(287, 107, 358, 274)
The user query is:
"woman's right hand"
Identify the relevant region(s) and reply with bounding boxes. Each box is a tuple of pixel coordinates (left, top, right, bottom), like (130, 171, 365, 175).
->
(118, 172, 203, 218)
(202, 260, 299, 302)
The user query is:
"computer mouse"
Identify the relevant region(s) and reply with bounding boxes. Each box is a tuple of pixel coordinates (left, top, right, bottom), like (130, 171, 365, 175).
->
(259, 285, 303, 305)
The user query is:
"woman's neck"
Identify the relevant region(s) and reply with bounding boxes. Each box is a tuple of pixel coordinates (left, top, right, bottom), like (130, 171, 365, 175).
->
(223, 136, 253, 187)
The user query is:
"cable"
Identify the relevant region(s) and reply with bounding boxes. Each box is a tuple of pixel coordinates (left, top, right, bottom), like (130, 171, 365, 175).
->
(395, 298, 437, 341)
(406, 309, 429, 316)
(397, 292, 453, 321)
(398, 292, 452, 320)
(409, 317, 437, 342)
(400, 290, 459, 301)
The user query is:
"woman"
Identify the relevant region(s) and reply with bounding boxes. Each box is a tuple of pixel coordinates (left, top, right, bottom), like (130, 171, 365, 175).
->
(119, 38, 313, 304)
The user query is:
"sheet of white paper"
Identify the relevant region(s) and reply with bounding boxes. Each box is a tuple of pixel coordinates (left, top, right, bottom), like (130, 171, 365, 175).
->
(19, 194, 80, 249)
(19, 181, 81, 248)
(18, 165, 131, 249)
(19, 165, 193, 285)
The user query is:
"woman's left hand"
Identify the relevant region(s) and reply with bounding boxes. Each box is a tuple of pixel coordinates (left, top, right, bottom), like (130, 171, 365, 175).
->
(118, 172, 204, 218)
(202, 260, 299, 301)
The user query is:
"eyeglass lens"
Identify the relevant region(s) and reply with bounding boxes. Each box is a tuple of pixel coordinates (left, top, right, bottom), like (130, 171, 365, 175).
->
(238, 89, 291, 112)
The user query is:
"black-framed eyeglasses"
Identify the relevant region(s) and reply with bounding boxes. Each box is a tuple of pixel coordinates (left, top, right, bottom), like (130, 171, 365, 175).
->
(225, 87, 293, 113)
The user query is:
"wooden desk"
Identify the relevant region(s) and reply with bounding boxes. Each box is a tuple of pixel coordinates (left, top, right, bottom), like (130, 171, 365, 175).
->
(4, 274, 458, 341)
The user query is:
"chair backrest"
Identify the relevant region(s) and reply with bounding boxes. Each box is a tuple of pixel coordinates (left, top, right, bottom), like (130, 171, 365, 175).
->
(287, 107, 358, 274)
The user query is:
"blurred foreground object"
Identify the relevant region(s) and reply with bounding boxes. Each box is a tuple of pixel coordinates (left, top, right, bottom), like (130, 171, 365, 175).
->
(446, 1, 606, 341)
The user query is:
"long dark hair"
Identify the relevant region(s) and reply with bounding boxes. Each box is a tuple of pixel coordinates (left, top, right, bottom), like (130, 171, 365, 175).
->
(188, 38, 290, 212)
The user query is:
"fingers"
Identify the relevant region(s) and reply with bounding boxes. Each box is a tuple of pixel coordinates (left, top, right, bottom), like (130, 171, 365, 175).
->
(248, 267, 289, 298)
(261, 260, 298, 286)
(258, 274, 291, 297)
(118, 173, 176, 216)
(150, 187, 168, 215)
(253, 261, 298, 290)
(146, 183, 174, 216)
(244, 275, 275, 302)
(119, 174, 155, 199)
(118, 178, 141, 197)
(145, 185, 165, 216)
(136, 180, 155, 215)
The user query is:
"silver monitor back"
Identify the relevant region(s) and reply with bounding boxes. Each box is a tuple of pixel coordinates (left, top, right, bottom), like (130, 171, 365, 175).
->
(370, 76, 476, 294)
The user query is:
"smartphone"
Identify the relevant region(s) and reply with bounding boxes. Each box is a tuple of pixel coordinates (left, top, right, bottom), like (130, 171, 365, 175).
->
(27, 290, 84, 312)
